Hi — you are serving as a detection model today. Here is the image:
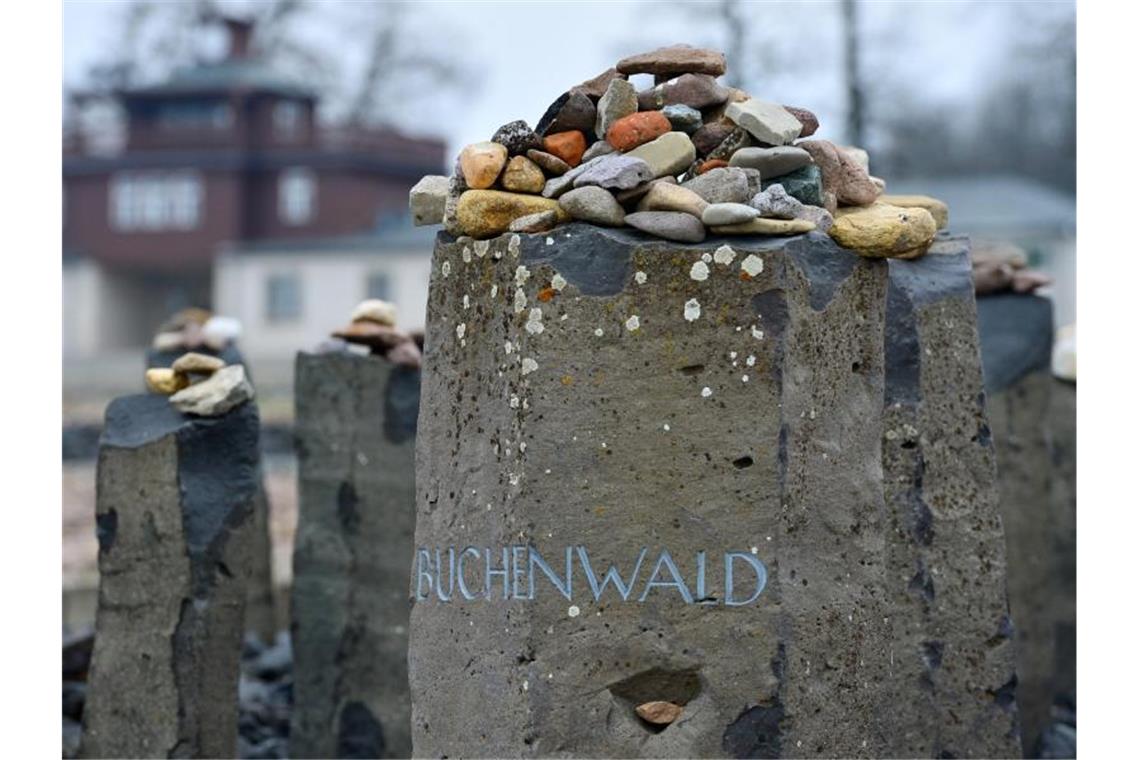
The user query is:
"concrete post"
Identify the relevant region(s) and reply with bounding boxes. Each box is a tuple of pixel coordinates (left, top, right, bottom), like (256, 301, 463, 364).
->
(881, 237, 1021, 757)
(408, 224, 1019, 757)
(977, 293, 1074, 751)
(289, 351, 420, 759)
(80, 394, 259, 758)
(147, 345, 277, 643)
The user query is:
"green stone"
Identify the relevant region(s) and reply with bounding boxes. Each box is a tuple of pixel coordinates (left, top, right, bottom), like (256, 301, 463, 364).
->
(763, 164, 822, 207)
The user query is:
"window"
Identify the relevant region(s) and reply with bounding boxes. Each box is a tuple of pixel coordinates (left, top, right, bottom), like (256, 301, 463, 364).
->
(273, 101, 304, 139)
(265, 273, 302, 323)
(110, 171, 203, 231)
(366, 272, 392, 301)
(278, 168, 315, 226)
(157, 101, 232, 130)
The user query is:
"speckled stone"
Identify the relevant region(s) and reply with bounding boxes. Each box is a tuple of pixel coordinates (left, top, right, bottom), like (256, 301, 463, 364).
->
(681, 166, 751, 204)
(491, 120, 543, 155)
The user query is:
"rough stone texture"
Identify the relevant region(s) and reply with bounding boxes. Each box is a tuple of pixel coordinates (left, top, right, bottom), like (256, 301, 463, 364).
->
(637, 73, 730, 111)
(410, 224, 1020, 757)
(410, 175, 449, 226)
(492, 120, 543, 156)
(146, 346, 276, 644)
(783, 105, 819, 137)
(457, 190, 570, 238)
(170, 364, 255, 416)
(616, 44, 727, 77)
(290, 352, 420, 759)
(881, 194, 950, 230)
(762, 165, 823, 207)
(725, 100, 802, 146)
(880, 238, 1022, 758)
(976, 293, 1075, 752)
(596, 78, 639, 140)
(501, 155, 547, 194)
(682, 167, 751, 204)
(80, 394, 259, 758)
(798, 140, 880, 211)
(830, 203, 938, 259)
(536, 91, 597, 138)
(573, 153, 655, 191)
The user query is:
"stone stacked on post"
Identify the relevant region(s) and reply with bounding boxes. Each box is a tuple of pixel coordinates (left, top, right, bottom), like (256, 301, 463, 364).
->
(880, 237, 1022, 757)
(146, 322, 276, 644)
(80, 393, 260, 758)
(289, 301, 421, 758)
(407, 222, 1020, 757)
(412, 43, 949, 261)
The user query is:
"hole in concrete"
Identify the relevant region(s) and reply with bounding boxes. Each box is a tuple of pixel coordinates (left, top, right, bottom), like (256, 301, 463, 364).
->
(852, 361, 862, 372)
(678, 364, 705, 376)
(608, 667, 701, 733)
(732, 456, 754, 469)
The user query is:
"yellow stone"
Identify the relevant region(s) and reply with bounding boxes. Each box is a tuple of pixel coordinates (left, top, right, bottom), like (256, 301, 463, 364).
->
(145, 367, 189, 395)
(880, 194, 949, 230)
(456, 190, 570, 239)
(710, 218, 815, 235)
(500, 156, 546, 193)
(635, 182, 709, 218)
(635, 701, 684, 725)
(830, 202, 938, 259)
(171, 352, 225, 375)
(458, 141, 508, 189)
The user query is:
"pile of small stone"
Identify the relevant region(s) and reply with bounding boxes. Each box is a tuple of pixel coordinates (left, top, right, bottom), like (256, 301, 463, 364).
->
(328, 298, 423, 367)
(152, 307, 242, 354)
(410, 43, 950, 259)
(145, 351, 255, 416)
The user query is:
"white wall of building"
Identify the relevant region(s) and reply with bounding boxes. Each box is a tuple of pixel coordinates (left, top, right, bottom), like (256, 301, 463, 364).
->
(213, 247, 431, 359)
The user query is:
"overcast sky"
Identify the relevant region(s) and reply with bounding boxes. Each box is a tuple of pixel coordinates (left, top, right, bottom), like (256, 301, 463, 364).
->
(63, 0, 1073, 159)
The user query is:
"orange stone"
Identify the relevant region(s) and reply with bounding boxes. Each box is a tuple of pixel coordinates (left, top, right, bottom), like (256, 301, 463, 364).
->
(697, 158, 729, 174)
(605, 111, 671, 152)
(542, 131, 587, 167)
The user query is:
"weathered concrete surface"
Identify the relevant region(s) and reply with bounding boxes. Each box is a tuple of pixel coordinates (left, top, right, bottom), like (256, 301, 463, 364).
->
(290, 351, 420, 759)
(881, 238, 1021, 757)
(148, 346, 277, 642)
(409, 224, 1016, 757)
(80, 393, 259, 758)
(977, 293, 1075, 751)
(1047, 377, 1076, 728)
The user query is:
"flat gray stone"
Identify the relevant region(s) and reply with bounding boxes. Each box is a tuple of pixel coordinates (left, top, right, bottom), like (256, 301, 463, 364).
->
(681, 166, 750, 204)
(581, 140, 616, 163)
(701, 202, 759, 226)
(572, 153, 654, 191)
(559, 186, 626, 227)
(623, 210, 705, 242)
(728, 146, 813, 177)
(726, 99, 803, 146)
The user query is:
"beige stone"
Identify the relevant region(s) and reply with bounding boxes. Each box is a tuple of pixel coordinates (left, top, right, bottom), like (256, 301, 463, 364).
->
(829, 203, 938, 259)
(710, 218, 816, 235)
(635, 181, 709, 218)
(625, 132, 696, 178)
(635, 701, 684, 725)
(456, 190, 570, 239)
(170, 364, 255, 417)
(351, 298, 398, 326)
(458, 141, 508, 189)
(145, 368, 189, 395)
(171, 352, 225, 376)
(500, 156, 546, 193)
(880, 194, 949, 230)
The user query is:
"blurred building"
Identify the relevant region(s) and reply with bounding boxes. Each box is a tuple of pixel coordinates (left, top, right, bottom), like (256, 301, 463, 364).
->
(891, 175, 1076, 327)
(63, 18, 445, 357)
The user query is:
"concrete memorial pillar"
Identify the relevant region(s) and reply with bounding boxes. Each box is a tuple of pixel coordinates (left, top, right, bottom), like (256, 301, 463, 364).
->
(80, 393, 259, 758)
(147, 344, 278, 643)
(880, 236, 1021, 757)
(289, 350, 420, 759)
(408, 224, 1020, 757)
(976, 293, 1074, 751)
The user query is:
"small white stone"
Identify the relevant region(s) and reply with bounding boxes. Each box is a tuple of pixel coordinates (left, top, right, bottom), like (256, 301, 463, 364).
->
(713, 244, 736, 265)
(514, 288, 527, 313)
(462, 294, 470, 309)
(746, 354, 756, 366)
(515, 265, 530, 285)
(525, 308, 544, 334)
(625, 315, 640, 331)
(474, 240, 489, 258)
(729, 351, 738, 359)
(663, 423, 671, 431)
(508, 234, 521, 257)
(741, 254, 764, 277)
(702, 252, 712, 263)
(545, 236, 554, 246)
(521, 358, 539, 375)
(551, 273, 567, 291)
(752, 326, 764, 340)
(462, 246, 472, 263)
(742, 374, 749, 383)
(441, 261, 451, 277)
(594, 328, 604, 337)
(568, 605, 580, 618)
(683, 298, 701, 322)
(455, 323, 466, 339)
(505, 340, 513, 354)
(701, 386, 713, 398)
(510, 395, 520, 408)
(491, 284, 498, 298)
(634, 271, 648, 285)
(690, 260, 710, 281)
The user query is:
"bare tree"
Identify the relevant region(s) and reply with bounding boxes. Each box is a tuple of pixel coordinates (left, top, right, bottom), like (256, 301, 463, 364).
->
(841, 0, 865, 147)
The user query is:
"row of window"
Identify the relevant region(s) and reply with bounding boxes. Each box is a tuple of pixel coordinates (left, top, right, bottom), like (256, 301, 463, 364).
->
(108, 168, 317, 231)
(155, 99, 305, 140)
(266, 271, 391, 323)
